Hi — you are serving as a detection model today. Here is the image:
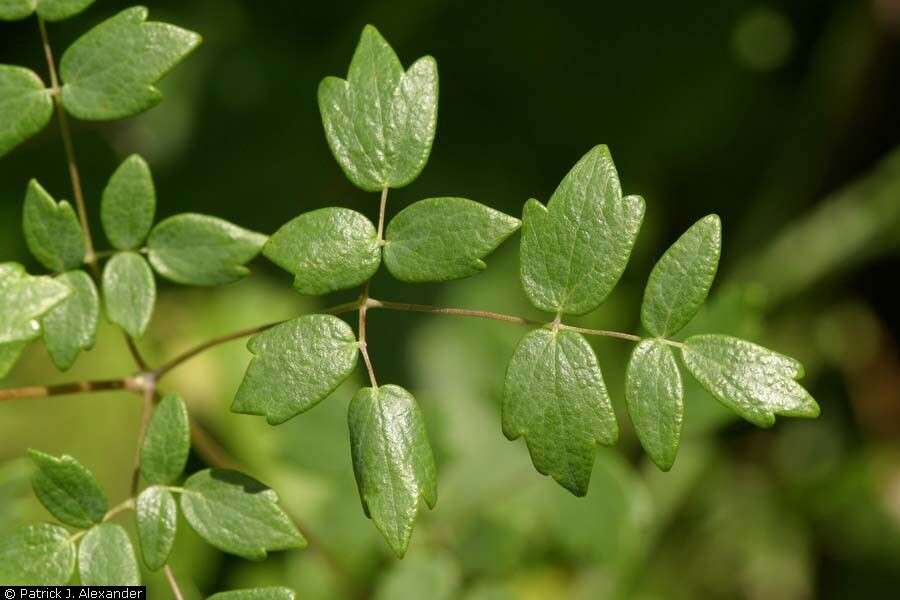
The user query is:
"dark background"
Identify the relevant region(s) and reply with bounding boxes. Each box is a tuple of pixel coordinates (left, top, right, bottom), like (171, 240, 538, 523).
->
(2, 1, 900, 598)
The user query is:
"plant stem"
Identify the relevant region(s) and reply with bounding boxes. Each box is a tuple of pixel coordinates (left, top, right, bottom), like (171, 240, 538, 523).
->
(103, 498, 135, 522)
(358, 284, 378, 387)
(368, 299, 544, 327)
(152, 300, 360, 379)
(557, 323, 643, 342)
(0, 377, 142, 402)
(376, 186, 389, 240)
(37, 16, 97, 271)
(164, 565, 186, 600)
(130, 381, 157, 495)
(190, 420, 241, 470)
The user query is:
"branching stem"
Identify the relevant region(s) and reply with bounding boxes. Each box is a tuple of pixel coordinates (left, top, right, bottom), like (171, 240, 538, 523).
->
(37, 17, 97, 271)
(0, 377, 142, 402)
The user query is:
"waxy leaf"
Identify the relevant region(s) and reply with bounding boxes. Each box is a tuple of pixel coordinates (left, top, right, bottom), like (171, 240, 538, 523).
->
(0, 0, 94, 21)
(28, 449, 107, 528)
(136, 486, 177, 571)
(147, 213, 267, 285)
(59, 6, 201, 120)
(642, 215, 721, 337)
(234, 315, 358, 424)
(0, 523, 76, 585)
(625, 339, 683, 471)
(79, 523, 141, 585)
(179, 469, 306, 560)
(264, 208, 380, 295)
(0, 66, 52, 158)
(349, 385, 437, 557)
(681, 335, 820, 427)
(140, 394, 189, 485)
(23, 179, 85, 272)
(101, 154, 155, 250)
(502, 329, 617, 496)
(384, 197, 521, 282)
(42, 270, 99, 371)
(0, 263, 70, 345)
(208, 589, 296, 600)
(319, 25, 438, 191)
(0, 340, 29, 379)
(102, 251, 155, 338)
(520, 145, 645, 315)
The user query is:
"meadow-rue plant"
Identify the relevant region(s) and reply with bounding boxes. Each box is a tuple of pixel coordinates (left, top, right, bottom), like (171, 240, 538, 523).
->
(0, 4, 820, 595)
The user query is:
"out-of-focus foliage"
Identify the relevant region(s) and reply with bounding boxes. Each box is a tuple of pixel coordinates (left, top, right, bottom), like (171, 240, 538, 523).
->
(2, 0, 899, 598)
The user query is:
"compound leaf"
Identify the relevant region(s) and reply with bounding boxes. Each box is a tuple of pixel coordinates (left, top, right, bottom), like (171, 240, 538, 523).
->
(0, 0, 94, 21)
(42, 270, 99, 371)
(101, 154, 155, 250)
(641, 214, 721, 337)
(502, 328, 617, 496)
(0, 262, 70, 345)
(625, 339, 683, 471)
(384, 197, 520, 282)
(28, 449, 107, 529)
(680, 334, 820, 427)
(0, 65, 52, 158)
(263, 208, 380, 295)
(59, 6, 201, 120)
(319, 25, 437, 191)
(102, 251, 155, 338)
(23, 179, 85, 272)
(147, 213, 267, 286)
(208, 589, 295, 600)
(140, 394, 189, 485)
(79, 523, 140, 585)
(179, 469, 306, 560)
(349, 385, 437, 557)
(0, 523, 76, 585)
(520, 145, 645, 315)
(136, 486, 176, 571)
(233, 315, 358, 424)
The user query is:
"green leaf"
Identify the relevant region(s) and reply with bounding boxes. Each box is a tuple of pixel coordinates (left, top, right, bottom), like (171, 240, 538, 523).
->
(41, 270, 99, 371)
(233, 315, 358, 424)
(101, 154, 156, 250)
(23, 179, 86, 272)
(502, 328, 617, 496)
(136, 486, 176, 571)
(0, 262, 70, 344)
(680, 334, 820, 427)
(520, 145, 645, 315)
(263, 208, 380, 295)
(179, 469, 306, 560)
(208, 589, 296, 600)
(78, 523, 141, 585)
(0, 65, 52, 157)
(59, 6, 201, 120)
(28, 449, 107, 528)
(140, 394, 190, 485)
(625, 339, 683, 471)
(319, 25, 438, 191)
(147, 213, 267, 285)
(0, 523, 76, 585)
(102, 251, 155, 338)
(0, 0, 94, 21)
(383, 197, 521, 282)
(0, 340, 30, 379)
(349, 385, 437, 557)
(641, 214, 721, 337)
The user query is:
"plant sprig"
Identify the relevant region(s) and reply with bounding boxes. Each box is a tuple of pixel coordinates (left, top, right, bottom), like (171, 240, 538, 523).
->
(0, 6, 820, 592)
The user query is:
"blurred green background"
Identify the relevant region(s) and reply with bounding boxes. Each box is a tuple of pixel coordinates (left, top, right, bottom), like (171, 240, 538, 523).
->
(3, 0, 900, 598)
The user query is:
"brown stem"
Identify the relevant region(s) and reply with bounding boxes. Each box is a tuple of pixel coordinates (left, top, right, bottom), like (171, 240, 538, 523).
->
(0, 378, 141, 402)
(130, 378, 157, 495)
(37, 17, 97, 271)
(153, 300, 360, 380)
(368, 298, 543, 327)
(357, 285, 378, 387)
